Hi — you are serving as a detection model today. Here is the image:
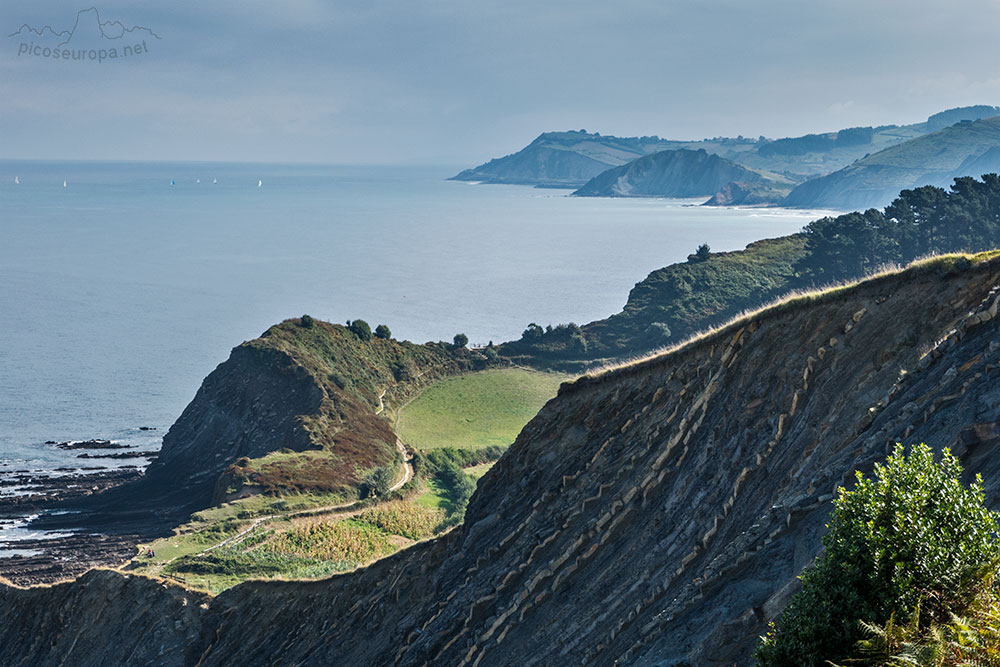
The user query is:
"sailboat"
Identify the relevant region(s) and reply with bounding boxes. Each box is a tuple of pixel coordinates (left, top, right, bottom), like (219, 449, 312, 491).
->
(213, 178, 217, 184)
(196, 178, 200, 184)
(63, 180, 67, 188)
(258, 179, 263, 188)
(14, 176, 19, 185)
(170, 179, 176, 186)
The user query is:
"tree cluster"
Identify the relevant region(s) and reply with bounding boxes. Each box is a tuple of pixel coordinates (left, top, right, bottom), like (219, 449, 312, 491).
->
(797, 175, 1000, 283)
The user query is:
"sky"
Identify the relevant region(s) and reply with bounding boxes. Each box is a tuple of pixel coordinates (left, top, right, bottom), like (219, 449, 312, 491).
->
(2, 0, 1000, 165)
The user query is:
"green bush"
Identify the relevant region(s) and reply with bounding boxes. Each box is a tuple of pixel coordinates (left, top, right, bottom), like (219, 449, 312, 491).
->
(348, 319, 372, 341)
(359, 465, 395, 497)
(436, 462, 476, 516)
(755, 444, 1000, 667)
(300, 314, 314, 327)
(453, 333, 469, 349)
(374, 324, 391, 340)
(483, 346, 500, 365)
(421, 448, 485, 519)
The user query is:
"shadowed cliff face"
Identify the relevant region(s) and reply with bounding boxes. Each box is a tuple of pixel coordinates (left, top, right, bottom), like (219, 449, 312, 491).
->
(43, 321, 472, 529)
(4, 257, 1000, 666)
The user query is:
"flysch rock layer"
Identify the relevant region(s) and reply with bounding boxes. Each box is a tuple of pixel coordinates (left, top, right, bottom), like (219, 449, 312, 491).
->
(3, 256, 1000, 666)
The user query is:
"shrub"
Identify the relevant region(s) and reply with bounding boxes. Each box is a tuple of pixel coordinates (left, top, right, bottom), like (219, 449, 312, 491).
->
(359, 465, 395, 497)
(755, 444, 1000, 667)
(300, 314, 314, 327)
(390, 359, 414, 381)
(689, 242, 711, 262)
(374, 324, 391, 340)
(356, 501, 443, 539)
(521, 323, 544, 343)
(645, 322, 672, 343)
(453, 333, 469, 349)
(262, 520, 393, 562)
(348, 319, 372, 341)
(483, 346, 500, 365)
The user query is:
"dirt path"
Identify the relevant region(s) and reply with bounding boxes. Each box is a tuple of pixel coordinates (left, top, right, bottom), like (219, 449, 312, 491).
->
(197, 385, 413, 556)
(376, 387, 413, 492)
(201, 497, 366, 555)
(389, 438, 413, 492)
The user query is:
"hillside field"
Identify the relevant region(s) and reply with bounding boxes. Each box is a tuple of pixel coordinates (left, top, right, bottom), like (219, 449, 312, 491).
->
(396, 368, 571, 451)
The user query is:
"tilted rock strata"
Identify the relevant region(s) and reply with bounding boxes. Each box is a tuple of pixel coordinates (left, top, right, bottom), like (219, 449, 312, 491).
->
(4, 258, 1000, 665)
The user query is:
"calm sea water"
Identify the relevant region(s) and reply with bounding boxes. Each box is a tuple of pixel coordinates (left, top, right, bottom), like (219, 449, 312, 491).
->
(0, 161, 830, 472)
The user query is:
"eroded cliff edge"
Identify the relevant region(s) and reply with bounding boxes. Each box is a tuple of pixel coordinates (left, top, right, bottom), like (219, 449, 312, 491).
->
(36, 319, 476, 531)
(4, 254, 1000, 666)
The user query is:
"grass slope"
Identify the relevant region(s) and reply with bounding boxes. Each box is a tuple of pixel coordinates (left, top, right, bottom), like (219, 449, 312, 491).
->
(784, 116, 1000, 209)
(129, 491, 445, 594)
(581, 234, 808, 357)
(396, 368, 569, 451)
(212, 318, 475, 500)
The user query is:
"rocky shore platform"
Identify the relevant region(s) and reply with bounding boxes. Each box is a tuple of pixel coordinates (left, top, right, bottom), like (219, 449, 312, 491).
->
(0, 441, 156, 587)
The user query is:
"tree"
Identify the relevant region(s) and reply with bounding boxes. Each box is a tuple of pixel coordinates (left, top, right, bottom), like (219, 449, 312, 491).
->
(374, 324, 391, 340)
(688, 243, 712, 263)
(348, 319, 372, 341)
(755, 444, 1000, 667)
(453, 333, 469, 349)
(299, 314, 314, 328)
(483, 346, 500, 365)
(521, 323, 544, 343)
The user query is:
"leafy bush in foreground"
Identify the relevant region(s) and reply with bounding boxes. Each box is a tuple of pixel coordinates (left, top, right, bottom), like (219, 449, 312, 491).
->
(848, 568, 1000, 665)
(756, 444, 1000, 667)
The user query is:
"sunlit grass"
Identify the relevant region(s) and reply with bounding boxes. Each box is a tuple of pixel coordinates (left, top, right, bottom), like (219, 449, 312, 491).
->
(397, 368, 569, 450)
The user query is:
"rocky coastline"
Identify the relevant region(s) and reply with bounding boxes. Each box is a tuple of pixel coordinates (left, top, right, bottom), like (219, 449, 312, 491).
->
(0, 439, 155, 586)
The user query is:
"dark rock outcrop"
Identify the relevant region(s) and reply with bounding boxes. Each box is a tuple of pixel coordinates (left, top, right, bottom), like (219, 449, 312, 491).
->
(5, 255, 1000, 665)
(704, 179, 792, 206)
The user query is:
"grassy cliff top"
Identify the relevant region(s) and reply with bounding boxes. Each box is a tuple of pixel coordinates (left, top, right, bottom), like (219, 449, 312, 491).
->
(250, 318, 468, 416)
(576, 249, 1000, 387)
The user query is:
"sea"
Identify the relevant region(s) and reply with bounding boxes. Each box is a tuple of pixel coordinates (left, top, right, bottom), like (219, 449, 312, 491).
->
(0, 161, 832, 477)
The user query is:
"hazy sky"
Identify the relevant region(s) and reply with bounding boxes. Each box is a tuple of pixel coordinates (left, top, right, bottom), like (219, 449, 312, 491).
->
(3, 0, 1000, 164)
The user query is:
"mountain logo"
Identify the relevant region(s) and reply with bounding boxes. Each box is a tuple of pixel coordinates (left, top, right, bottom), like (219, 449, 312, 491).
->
(10, 6, 161, 63)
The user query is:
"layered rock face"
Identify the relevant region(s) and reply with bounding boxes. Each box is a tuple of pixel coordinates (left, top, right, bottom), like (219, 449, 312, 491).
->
(4, 257, 1000, 665)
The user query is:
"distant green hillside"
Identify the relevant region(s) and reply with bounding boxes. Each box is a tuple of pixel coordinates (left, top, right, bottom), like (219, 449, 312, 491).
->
(452, 106, 1000, 189)
(449, 130, 743, 187)
(582, 235, 808, 354)
(504, 174, 1000, 364)
(784, 115, 1000, 210)
(572, 148, 793, 200)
